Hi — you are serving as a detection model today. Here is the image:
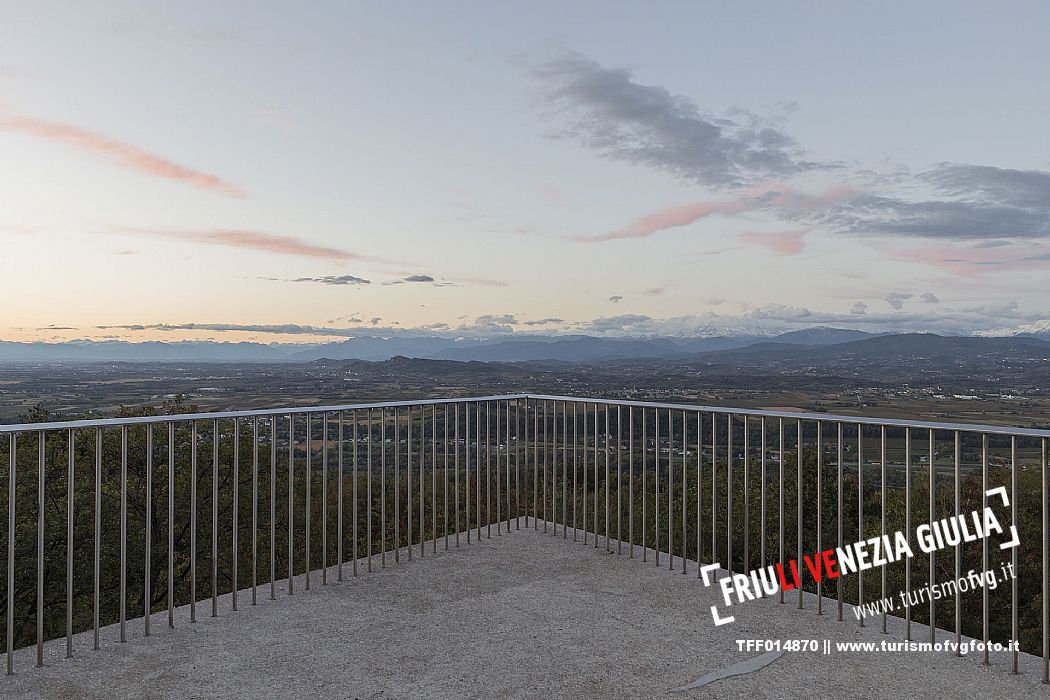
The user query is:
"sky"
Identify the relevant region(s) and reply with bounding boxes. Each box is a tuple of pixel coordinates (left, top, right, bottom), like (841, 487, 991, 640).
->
(1, 1, 1049, 344)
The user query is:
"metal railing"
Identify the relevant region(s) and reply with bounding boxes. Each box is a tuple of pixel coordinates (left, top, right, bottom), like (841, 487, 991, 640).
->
(1, 394, 1048, 686)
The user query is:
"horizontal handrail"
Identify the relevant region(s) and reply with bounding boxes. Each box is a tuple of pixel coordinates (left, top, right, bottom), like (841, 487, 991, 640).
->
(529, 394, 1050, 439)
(0, 394, 530, 433)
(3, 392, 1049, 439)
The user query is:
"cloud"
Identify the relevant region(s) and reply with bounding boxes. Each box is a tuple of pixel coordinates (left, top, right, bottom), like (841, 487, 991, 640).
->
(579, 314, 654, 333)
(91, 294, 1049, 341)
(0, 106, 244, 197)
(921, 164, 1050, 210)
(608, 295, 623, 303)
(522, 317, 564, 326)
(0, 223, 40, 235)
(884, 292, 913, 310)
(805, 165, 1050, 243)
(920, 292, 940, 304)
(126, 228, 372, 261)
(748, 304, 814, 320)
(644, 287, 665, 296)
(460, 314, 518, 334)
(535, 54, 1048, 256)
(813, 192, 1050, 241)
(581, 200, 747, 242)
(97, 322, 357, 336)
(888, 240, 1050, 276)
(584, 184, 854, 244)
(447, 274, 510, 288)
(382, 274, 452, 287)
(287, 275, 370, 285)
(537, 52, 819, 187)
(384, 273, 505, 288)
(739, 228, 809, 256)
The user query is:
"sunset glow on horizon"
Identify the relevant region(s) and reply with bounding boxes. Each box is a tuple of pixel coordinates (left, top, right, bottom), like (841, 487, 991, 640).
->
(2, 2, 1048, 344)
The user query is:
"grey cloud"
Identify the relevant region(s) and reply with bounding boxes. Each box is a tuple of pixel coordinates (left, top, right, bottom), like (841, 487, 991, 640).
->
(608, 295, 623, 303)
(748, 305, 813, 320)
(885, 293, 913, 310)
(537, 52, 818, 187)
(812, 193, 1050, 240)
(460, 314, 518, 334)
(805, 164, 1050, 241)
(383, 274, 451, 286)
(580, 314, 653, 333)
(91, 296, 1044, 341)
(920, 292, 940, 304)
(850, 301, 868, 315)
(921, 164, 1050, 210)
(289, 275, 370, 285)
(536, 54, 1049, 246)
(97, 323, 358, 336)
(522, 317, 564, 326)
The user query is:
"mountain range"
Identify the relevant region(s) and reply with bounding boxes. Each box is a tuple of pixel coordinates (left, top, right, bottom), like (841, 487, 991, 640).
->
(1, 327, 1049, 365)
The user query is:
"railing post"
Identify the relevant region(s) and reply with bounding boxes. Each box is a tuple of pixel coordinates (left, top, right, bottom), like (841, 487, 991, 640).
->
(565, 403, 570, 542)
(6, 433, 16, 675)
(67, 429, 76, 654)
(143, 425, 152, 629)
(168, 422, 175, 623)
(779, 418, 785, 606)
(119, 425, 127, 641)
(252, 416, 258, 603)
(817, 421, 823, 616)
(232, 418, 239, 608)
(835, 422, 842, 617)
(289, 415, 296, 590)
(856, 424, 862, 622)
(654, 409, 660, 564)
(928, 428, 935, 640)
(726, 413, 732, 574)
(798, 420, 804, 610)
(697, 411, 703, 575)
(760, 418, 766, 570)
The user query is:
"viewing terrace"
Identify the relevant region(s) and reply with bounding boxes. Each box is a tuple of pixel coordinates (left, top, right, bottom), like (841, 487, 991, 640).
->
(1, 395, 1048, 698)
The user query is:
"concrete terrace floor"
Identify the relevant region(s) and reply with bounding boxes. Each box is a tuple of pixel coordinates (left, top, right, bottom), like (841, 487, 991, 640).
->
(4, 523, 1046, 699)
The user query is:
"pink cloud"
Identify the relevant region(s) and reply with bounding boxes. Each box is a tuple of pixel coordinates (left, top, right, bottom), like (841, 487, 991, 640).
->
(131, 228, 371, 260)
(739, 228, 810, 255)
(890, 242, 1050, 276)
(446, 274, 509, 288)
(580, 183, 855, 244)
(0, 107, 244, 197)
(580, 200, 747, 242)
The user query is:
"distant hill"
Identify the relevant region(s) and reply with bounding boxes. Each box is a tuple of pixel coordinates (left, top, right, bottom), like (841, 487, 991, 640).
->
(771, 327, 877, 345)
(5, 328, 1041, 366)
(435, 336, 686, 363)
(697, 333, 1050, 365)
(0, 340, 292, 362)
(290, 335, 481, 362)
